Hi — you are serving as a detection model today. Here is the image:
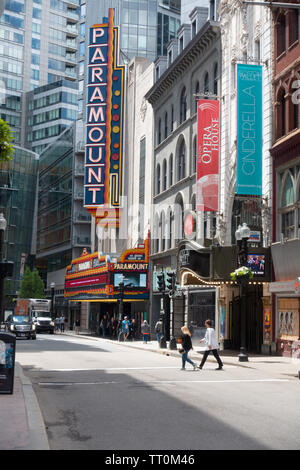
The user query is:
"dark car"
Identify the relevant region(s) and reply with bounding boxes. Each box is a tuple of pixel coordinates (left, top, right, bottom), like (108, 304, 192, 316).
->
(5, 315, 37, 340)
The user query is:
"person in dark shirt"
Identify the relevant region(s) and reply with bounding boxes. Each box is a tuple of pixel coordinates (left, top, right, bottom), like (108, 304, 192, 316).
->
(180, 326, 197, 371)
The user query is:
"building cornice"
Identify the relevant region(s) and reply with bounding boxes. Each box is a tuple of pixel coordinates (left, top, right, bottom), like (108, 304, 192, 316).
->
(145, 21, 220, 106)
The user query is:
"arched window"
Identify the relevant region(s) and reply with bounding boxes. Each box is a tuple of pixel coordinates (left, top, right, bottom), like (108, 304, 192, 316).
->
(174, 194, 184, 241)
(193, 135, 197, 174)
(289, 84, 299, 132)
(178, 139, 186, 181)
(162, 159, 167, 191)
(164, 112, 168, 139)
(213, 63, 218, 96)
(276, 88, 286, 139)
(281, 172, 294, 207)
(169, 154, 173, 187)
(168, 209, 173, 249)
(280, 172, 295, 239)
(158, 118, 162, 144)
(161, 212, 165, 251)
(156, 164, 161, 194)
(195, 81, 199, 113)
(171, 105, 174, 132)
(180, 87, 187, 123)
(204, 72, 209, 97)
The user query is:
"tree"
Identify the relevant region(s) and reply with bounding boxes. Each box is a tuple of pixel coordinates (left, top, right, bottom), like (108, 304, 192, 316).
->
(32, 268, 45, 298)
(0, 119, 14, 162)
(19, 267, 45, 299)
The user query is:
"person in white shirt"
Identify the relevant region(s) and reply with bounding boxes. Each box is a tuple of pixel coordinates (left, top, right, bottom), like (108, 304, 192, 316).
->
(198, 319, 223, 370)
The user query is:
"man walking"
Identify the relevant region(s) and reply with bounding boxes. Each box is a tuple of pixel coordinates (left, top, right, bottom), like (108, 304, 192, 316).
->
(121, 316, 130, 341)
(198, 319, 223, 370)
(60, 314, 65, 333)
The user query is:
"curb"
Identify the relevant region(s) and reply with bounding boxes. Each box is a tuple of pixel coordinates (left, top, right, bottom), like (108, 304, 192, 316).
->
(16, 362, 50, 450)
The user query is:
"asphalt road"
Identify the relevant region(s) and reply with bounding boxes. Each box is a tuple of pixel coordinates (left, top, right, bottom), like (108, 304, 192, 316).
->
(16, 334, 300, 450)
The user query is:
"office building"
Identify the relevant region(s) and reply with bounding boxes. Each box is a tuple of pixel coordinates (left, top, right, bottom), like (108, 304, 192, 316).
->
(0, 0, 79, 148)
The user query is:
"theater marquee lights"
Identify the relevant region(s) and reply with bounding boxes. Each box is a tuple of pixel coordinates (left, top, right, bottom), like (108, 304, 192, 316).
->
(84, 8, 124, 227)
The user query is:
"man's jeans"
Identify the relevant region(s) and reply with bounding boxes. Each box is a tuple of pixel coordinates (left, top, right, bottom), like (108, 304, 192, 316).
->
(156, 332, 162, 344)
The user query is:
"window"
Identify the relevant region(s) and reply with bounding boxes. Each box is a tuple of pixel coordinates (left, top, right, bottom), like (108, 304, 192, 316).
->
(280, 171, 295, 240)
(277, 88, 286, 138)
(179, 36, 183, 53)
(168, 210, 173, 249)
(193, 136, 197, 174)
(156, 164, 161, 195)
(180, 87, 187, 124)
(31, 69, 40, 81)
(277, 13, 286, 57)
(169, 154, 173, 187)
(163, 159, 167, 191)
(204, 72, 209, 97)
(195, 81, 199, 113)
(158, 118, 161, 145)
(33, 8, 42, 19)
(178, 139, 186, 181)
(289, 10, 299, 46)
(32, 38, 41, 50)
(164, 112, 168, 139)
(213, 64, 218, 96)
(192, 20, 196, 38)
(171, 105, 174, 132)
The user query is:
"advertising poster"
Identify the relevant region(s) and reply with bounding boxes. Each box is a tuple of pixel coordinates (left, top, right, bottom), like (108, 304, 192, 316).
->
(236, 64, 263, 195)
(196, 99, 219, 212)
(263, 305, 272, 345)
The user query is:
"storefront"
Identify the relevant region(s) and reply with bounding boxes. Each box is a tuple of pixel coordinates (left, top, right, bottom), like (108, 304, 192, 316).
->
(64, 237, 149, 334)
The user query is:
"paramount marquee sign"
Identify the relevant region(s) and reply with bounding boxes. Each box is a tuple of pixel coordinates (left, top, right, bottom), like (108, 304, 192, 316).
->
(84, 9, 125, 227)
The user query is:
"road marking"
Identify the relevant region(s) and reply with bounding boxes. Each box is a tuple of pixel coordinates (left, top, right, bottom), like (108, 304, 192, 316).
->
(30, 365, 237, 372)
(38, 378, 290, 387)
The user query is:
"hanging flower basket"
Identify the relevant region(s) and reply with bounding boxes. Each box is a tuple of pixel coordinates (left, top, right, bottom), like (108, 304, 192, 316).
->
(230, 266, 253, 282)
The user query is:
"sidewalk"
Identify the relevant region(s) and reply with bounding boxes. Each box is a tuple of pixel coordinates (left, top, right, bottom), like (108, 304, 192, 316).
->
(1, 331, 299, 451)
(0, 362, 50, 450)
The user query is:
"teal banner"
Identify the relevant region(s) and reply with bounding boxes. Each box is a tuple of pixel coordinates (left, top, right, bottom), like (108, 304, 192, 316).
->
(237, 64, 262, 195)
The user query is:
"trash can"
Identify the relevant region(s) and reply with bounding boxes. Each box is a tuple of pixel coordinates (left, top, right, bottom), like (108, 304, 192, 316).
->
(0, 332, 16, 394)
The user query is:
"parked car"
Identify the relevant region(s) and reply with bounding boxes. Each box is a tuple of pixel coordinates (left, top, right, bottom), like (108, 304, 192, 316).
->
(5, 315, 37, 340)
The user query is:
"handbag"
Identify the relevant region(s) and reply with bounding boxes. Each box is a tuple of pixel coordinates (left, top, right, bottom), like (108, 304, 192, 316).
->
(179, 348, 185, 354)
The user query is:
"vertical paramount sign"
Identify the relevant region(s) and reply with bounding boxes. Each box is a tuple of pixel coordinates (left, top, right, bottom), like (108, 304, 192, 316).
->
(237, 64, 262, 195)
(84, 9, 124, 227)
(196, 99, 220, 212)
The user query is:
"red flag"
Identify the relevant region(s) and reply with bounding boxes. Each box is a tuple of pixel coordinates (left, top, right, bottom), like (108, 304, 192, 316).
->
(196, 100, 219, 212)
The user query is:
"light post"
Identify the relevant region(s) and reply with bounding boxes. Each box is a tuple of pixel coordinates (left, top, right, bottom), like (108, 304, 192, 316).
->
(0, 213, 7, 326)
(50, 282, 55, 319)
(118, 281, 124, 320)
(235, 222, 251, 362)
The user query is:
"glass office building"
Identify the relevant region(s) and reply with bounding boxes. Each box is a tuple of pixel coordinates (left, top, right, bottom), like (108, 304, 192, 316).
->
(0, 146, 39, 298)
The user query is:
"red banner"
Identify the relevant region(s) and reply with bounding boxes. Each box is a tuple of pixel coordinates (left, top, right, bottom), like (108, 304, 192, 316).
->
(196, 99, 219, 212)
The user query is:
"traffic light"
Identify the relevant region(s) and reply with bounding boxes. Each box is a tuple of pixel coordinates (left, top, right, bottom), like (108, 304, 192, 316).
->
(157, 272, 165, 293)
(166, 271, 176, 293)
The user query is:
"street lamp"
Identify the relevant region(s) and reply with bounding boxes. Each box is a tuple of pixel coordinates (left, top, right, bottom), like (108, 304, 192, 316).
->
(0, 213, 7, 325)
(50, 282, 55, 319)
(118, 281, 125, 321)
(235, 222, 250, 362)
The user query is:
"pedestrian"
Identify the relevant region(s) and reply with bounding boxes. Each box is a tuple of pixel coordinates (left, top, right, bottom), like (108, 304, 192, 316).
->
(121, 316, 130, 341)
(55, 317, 60, 333)
(100, 315, 108, 338)
(198, 319, 223, 370)
(130, 318, 137, 341)
(180, 326, 197, 371)
(75, 318, 80, 335)
(60, 314, 65, 333)
(155, 317, 163, 345)
(141, 320, 150, 344)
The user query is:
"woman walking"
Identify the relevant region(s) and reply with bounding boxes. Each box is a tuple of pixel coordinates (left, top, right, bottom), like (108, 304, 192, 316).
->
(198, 319, 223, 370)
(180, 326, 197, 371)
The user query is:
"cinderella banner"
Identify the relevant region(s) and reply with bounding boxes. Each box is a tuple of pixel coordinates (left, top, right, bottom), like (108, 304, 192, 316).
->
(236, 64, 262, 196)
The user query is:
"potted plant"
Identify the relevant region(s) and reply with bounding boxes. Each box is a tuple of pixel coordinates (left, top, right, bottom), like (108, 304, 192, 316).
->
(230, 266, 254, 282)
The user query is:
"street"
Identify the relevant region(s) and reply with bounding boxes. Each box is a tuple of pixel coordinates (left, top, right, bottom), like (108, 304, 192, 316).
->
(15, 334, 300, 451)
